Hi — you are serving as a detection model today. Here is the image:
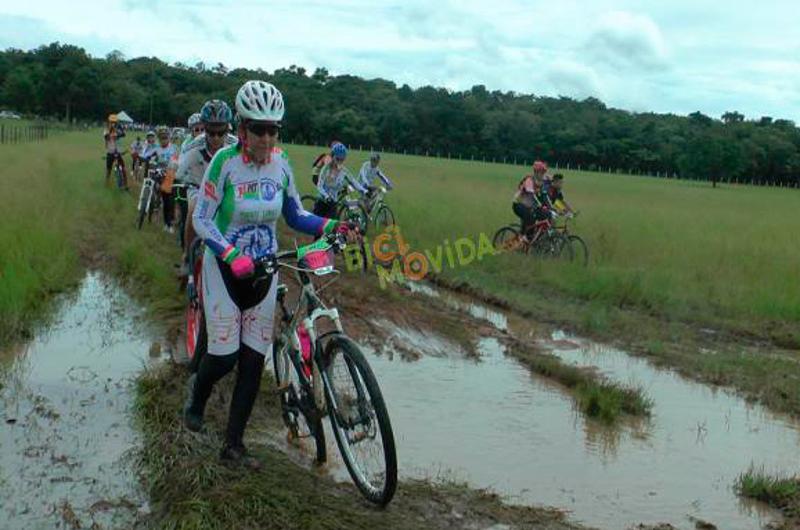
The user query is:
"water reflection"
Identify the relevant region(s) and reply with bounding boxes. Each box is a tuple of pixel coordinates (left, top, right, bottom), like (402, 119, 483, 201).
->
(0, 273, 154, 529)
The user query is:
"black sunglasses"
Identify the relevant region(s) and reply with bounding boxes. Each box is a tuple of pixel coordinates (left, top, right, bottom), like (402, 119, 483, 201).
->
(192, 126, 204, 134)
(245, 121, 281, 137)
(205, 128, 227, 138)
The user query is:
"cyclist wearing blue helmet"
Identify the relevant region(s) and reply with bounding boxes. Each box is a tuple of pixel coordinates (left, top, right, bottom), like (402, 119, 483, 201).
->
(177, 99, 238, 263)
(313, 141, 365, 218)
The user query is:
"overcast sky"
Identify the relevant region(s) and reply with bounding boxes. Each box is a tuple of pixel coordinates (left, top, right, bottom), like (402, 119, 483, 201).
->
(1, 1, 798, 121)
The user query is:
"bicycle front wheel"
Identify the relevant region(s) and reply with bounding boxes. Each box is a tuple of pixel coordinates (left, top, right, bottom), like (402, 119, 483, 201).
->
(136, 184, 149, 230)
(373, 204, 395, 231)
(323, 336, 397, 505)
(568, 235, 589, 267)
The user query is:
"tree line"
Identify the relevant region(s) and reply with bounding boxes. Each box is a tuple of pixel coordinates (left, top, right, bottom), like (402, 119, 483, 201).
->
(2, 42, 799, 187)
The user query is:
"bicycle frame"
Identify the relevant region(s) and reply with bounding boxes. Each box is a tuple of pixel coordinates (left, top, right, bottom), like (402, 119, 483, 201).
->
(274, 255, 348, 415)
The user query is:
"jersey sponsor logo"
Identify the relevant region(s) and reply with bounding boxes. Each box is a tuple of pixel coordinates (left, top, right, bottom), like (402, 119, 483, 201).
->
(229, 225, 275, 259)
(236, 181, 260, 200)
(260, 180, 278, 201)
(204, 181, 218, 200)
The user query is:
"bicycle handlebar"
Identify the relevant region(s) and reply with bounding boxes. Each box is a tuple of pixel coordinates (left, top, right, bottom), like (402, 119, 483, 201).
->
(255, 232, 348, 275)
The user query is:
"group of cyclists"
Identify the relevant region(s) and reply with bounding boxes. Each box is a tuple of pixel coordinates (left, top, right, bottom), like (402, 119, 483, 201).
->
(101, 79, 579, 470)
(102, 80, 395, 468)
(512, 160, 575, 243)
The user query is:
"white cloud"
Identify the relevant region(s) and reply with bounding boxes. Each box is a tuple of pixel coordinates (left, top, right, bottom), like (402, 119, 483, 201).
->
(1, 1, 799, 121)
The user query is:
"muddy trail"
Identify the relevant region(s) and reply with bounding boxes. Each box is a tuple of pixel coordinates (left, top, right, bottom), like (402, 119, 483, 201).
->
(257, 269, 797, 530)
(0, 274, 155, 529)
(2, 261, 797, 530)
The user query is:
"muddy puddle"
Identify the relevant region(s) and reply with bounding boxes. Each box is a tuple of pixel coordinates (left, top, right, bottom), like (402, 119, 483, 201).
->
(0, 273, 157, 529)
(274, 281, 793, 530)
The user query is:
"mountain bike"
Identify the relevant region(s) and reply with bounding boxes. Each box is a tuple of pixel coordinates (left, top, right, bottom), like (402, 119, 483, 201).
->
(136, 166, 164, 230)
(493, 210, 573, 260)
(362, 186, 395, 231)
(270, 233, 397, 505)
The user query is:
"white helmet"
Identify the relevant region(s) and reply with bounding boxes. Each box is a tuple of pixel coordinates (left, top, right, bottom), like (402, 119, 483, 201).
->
(235, 80, 285, 122)
(187, 113, 202, 127)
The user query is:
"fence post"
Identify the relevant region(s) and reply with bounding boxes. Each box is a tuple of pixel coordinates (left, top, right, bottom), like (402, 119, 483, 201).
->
(1, 124, 4, 144)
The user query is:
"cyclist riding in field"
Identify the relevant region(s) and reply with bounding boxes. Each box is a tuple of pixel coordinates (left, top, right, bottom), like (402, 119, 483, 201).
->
(182, 112, 204, 153)
(176, 99, 237, 269)
(313, 142, 365, 218)
(357, 152, 394, 199)
(545, 173, 574, 215)
(185, 80, 354, 465)
(513, 160, 552, 239)
(143, 125, 179, 232)
(103, 114, 128, 187)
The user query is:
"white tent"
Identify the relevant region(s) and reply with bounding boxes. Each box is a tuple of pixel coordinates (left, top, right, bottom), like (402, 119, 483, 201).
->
(116, 110, 134, 123)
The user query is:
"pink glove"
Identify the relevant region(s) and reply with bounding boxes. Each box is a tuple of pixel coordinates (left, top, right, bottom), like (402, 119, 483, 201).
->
(230, 255, 255, 279)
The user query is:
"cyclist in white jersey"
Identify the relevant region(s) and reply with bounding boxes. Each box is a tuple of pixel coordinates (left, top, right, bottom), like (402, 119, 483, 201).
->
(186, 81, 354, 464)
(177, 100, 237, 265)
(357, 151, 394, 197)
(143, 126, 179, 232)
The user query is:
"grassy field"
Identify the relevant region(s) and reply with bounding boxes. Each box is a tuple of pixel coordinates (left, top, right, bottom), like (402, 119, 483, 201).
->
(288, 143, 800, 343)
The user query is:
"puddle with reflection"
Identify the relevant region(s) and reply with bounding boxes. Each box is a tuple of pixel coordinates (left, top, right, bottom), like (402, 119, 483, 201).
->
(335, 281, 792, 529)
(0, 273, 157, 529)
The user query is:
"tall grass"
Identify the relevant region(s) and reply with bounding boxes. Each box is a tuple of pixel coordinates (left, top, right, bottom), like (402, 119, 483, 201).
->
(0, 129, 182, 343)
(736, 466, 800, 517)
(288, 144, 800, 338)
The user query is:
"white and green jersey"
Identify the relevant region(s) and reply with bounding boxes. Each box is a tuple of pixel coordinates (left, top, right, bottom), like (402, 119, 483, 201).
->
(357, 161, 394, 190)
(176, 132, 237, 186)
(193, 144, 336, 264)
(316, 162, 365, 202)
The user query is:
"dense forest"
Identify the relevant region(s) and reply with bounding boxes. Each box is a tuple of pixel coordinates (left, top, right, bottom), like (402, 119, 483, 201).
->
(2, 42, 799, 186)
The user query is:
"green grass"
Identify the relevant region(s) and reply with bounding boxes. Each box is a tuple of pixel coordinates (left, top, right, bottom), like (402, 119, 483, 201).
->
(507, 342, 652, 422)
(287, 143, 800, 344)
(736, 466, 800, 519)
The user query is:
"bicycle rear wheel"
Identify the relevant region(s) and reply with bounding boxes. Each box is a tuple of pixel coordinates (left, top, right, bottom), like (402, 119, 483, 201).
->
(492, 225, 521, 252)
(323, 336, 397, 505)
(272, 338, 327, 464)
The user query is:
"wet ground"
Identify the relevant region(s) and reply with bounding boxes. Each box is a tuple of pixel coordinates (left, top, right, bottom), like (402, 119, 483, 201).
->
(281, 280, 793, 530)
(0, 274, 156, 529)
(3, 271, 796, 530)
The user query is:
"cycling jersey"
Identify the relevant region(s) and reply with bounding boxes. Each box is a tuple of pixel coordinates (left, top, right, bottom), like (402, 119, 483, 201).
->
(194, 144, 337, 356)
(316, 162, 365, 202)
(176, 133, 237, 186)
(103, 128, 125, 154)
(194, 144, 336, 263)
(515, 175, 550, 209)
(143, 143, 178, 170)
(357, 161, 393, 190)
(130, 140, 144, 156)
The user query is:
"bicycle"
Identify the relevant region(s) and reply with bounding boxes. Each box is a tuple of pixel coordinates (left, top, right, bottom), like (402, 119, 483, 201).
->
(270, 233, 397, 505)
(105, 151, 128, 190)
(300, 194, 370, 233)
(136, 166, 164, 230)
(492, 210, 573, 261)
(360, 186, 395, 232)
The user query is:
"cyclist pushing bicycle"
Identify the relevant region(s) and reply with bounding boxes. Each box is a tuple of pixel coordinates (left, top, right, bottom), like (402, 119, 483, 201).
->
(185, 80, 358, 467)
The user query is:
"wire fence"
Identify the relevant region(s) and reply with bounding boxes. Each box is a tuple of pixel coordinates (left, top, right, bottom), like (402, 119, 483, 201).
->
(0, 124, 51, 145)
